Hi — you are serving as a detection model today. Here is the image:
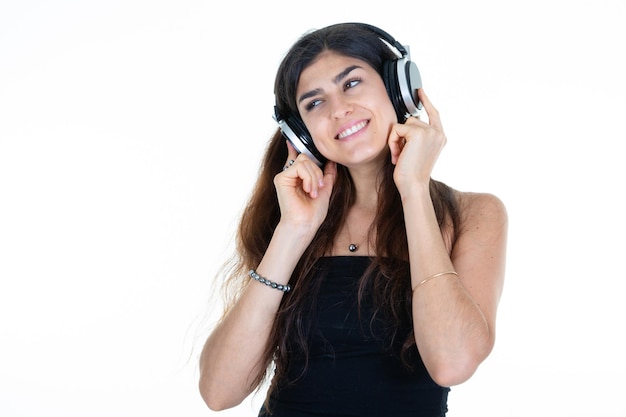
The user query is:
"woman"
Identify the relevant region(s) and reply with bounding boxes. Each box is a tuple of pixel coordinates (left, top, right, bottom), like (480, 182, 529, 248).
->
(199, 23, 507, 416)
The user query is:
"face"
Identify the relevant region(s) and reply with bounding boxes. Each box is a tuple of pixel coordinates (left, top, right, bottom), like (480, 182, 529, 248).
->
(295, 51, 397, 168)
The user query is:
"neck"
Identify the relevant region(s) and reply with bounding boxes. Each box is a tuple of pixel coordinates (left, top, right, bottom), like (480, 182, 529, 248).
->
(346, 164, 382, 211)
(333, 160, 386, 256)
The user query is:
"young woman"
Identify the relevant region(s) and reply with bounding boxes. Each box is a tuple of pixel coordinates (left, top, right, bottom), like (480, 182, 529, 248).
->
(199, 23, 508, 417)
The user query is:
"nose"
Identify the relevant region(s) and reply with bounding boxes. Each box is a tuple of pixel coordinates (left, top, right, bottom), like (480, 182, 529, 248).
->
(329, 95, 353, 119)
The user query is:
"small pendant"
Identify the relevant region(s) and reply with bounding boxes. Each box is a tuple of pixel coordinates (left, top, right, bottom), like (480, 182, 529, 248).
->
(348, 243, 358, 252)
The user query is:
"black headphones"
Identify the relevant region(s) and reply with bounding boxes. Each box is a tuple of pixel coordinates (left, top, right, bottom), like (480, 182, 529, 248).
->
(273, 23, 423, 167)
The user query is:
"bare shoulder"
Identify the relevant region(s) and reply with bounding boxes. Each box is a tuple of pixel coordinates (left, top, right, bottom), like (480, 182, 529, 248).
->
(454, 190, 508, 245)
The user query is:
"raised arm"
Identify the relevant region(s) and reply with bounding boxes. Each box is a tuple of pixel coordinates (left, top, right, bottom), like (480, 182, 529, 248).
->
(389, 89, 507, 387)
(198, 145, 337, 410)
(404, 189, 507, 386)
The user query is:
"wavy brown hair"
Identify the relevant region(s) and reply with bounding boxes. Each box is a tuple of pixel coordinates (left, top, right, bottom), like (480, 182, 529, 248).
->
(217, 23, 461, 401)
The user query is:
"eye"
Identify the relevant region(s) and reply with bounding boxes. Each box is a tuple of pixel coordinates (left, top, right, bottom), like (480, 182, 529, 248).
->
(344, 78, 361, 90)
(304, 98, 323, 111)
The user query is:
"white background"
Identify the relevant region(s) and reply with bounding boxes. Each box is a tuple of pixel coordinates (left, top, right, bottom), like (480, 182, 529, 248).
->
(1, 1, 625, 416)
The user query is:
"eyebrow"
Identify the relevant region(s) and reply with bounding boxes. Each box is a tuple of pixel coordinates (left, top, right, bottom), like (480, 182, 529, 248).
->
(297, 64, 363, 105)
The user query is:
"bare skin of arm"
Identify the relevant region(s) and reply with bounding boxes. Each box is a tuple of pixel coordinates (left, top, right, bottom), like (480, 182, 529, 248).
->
(404, 188, 507, 387)
(198, 148, 337, 410)
(198, 223, 311, 410)
(390, 89, 507, 386)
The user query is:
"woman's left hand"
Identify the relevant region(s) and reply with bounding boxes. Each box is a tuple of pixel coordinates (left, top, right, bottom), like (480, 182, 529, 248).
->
(388, 89, 447, 193)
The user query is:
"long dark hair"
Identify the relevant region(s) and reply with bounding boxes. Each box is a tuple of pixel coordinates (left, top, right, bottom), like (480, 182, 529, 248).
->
(218, 23, 460, 400)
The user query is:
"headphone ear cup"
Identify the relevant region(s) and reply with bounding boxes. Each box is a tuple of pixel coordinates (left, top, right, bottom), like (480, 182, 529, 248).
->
(397, 58, 422, 117)
(285, 115, 312, 149)
(382, 59, 407, 122)
(382, 57, 423, 122)
(281, 115, 326, 167)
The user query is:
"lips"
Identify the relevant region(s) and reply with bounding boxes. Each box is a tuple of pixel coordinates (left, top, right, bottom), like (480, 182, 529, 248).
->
(336, 120, 369, 140)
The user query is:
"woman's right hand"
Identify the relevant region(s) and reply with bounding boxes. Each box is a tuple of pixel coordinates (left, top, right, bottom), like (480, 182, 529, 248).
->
(273, 141, 337, 233)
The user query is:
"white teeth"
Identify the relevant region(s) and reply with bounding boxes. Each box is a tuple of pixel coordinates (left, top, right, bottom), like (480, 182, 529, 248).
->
(337, 121, 367, 139)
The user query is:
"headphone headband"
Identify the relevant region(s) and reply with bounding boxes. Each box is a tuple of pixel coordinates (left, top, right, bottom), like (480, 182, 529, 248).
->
(343, 22, 408, 58)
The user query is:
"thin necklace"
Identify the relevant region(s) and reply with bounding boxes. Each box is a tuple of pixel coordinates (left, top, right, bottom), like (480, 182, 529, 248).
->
(346, 222, 363, 253)
(344, 206, 375, 253)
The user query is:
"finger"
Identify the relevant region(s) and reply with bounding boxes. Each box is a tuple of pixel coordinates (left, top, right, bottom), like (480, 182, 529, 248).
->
(285, 140, 299, 161)
(315, 161, 337, 199)
(387, 124, 406, 165)
(281, 154, 323, 198)
(298, 160, 316, 195)
(322, 160, 337, 185)
(282, 158, 295, 171)
(282, 140, 299, 171)
(417, 89, 443, 130)
(302, 159, 327, 198)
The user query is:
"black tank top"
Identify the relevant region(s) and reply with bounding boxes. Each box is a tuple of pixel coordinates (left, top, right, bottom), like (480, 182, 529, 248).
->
(259, 256, 449, 417)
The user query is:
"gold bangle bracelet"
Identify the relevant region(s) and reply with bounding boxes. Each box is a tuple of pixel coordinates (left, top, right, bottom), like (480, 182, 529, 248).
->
(412, 271, 458, 293)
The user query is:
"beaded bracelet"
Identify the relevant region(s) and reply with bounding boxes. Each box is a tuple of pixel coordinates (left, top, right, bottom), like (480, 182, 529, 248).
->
(249, 269, 291, 293)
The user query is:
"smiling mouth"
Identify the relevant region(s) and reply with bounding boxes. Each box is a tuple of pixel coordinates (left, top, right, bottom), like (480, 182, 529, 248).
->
(336, 120, 369, 139)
